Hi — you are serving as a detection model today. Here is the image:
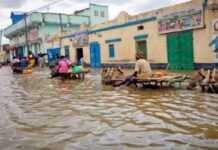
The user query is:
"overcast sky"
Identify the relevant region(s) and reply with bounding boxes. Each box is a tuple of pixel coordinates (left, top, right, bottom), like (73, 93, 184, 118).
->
(0, 0, 190, 43)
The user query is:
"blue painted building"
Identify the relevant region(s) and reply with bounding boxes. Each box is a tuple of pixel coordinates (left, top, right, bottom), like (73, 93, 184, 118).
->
(10, 12, 26, 25)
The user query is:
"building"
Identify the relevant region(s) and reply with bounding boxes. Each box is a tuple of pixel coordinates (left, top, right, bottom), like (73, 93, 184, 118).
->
(46, 3, 108, 64)
(87, 0, 218, 70)
(4, 3, 108, 62)
(0, 45, 5, 63)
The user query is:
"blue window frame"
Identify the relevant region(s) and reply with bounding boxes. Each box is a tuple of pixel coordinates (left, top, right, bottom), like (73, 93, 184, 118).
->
(109, 44, 115, 58)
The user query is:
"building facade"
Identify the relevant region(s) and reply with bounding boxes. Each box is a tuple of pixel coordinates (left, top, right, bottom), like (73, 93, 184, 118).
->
(46, 3, 108, 64)
(87, 0, 218, 70)
(4, 3, 108, 62)
(0, 46, 5, 63)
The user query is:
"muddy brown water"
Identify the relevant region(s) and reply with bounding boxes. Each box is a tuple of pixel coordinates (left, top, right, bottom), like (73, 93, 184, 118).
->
(0, 66, 218, 150)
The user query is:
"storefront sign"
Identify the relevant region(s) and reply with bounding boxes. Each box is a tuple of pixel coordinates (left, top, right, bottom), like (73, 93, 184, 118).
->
(72, 31, 89, 48)
(158, 8, 204, 34)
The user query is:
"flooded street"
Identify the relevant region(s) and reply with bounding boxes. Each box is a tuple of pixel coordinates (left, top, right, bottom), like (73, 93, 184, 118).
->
(0, 66, 218, 150)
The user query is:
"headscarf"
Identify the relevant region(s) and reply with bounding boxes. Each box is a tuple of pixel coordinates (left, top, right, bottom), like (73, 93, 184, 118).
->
(136, 51, 145, 59)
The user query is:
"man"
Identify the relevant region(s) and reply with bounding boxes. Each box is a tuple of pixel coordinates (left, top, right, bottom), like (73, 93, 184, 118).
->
(134, 51, 152, 80)
(114, 51, 152, 86)
(38, 53, 45, 68)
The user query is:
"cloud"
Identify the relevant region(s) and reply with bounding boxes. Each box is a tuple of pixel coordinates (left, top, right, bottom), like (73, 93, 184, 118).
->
(0, 0, 26, 8)
(127, 0, 190, 14)
(42, 0, 133, 5)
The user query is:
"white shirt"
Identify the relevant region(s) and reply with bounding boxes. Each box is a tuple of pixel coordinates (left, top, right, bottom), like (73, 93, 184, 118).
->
(135, 59, 152, 75)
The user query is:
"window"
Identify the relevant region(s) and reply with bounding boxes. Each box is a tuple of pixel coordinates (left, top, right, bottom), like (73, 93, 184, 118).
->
(109, 44, 115, 58)
(137, 25, 144, 30)
(94, 10, 99, 16)
(101, 11, 105, 17)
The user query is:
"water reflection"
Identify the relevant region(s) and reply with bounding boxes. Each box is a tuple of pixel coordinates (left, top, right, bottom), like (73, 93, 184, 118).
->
(0, 67, 218, 150)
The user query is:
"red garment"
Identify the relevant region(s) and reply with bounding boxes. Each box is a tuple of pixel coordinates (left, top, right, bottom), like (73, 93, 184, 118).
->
(58, 59, 70, 73)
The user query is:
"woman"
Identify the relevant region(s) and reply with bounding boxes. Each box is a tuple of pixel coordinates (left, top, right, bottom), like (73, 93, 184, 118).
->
(58, 56, 71, 80)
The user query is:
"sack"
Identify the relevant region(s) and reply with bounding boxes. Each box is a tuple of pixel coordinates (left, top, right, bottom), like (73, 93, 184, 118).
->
(72, 66, 83, 73)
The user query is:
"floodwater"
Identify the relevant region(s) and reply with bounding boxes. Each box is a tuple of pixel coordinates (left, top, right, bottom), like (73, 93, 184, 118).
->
(0, 66, 218, 150)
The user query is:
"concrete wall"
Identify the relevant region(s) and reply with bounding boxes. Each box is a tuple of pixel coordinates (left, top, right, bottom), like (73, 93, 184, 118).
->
(193, 7, 218, 64)
(58, 37, 90, 64)
(88, 0, 218, 68)
(89, 16, 167, 65)
(89, 4, 109, 26)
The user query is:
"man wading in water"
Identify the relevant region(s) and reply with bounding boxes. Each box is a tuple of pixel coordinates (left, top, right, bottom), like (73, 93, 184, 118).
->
(115, 51, 152, 87)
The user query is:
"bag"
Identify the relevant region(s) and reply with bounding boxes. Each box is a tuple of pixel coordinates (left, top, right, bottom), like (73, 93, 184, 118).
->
(72, 66, 83, 73)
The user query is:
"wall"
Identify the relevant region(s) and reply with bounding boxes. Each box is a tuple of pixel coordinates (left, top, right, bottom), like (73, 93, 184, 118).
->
(88, 0, 218, 68)
(89, 16, 166, 65)
(61, 38, 90, 64)
(75, 9, 90, 17)
(193, 9, 218, 64)
(89, 4, 109, 26)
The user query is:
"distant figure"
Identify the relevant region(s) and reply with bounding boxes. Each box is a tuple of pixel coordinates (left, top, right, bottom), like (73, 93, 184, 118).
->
(58, 56, 71, 80)
(79, 57, 84, 66)
(50, 62, 59, 78)
(20, 57, 28, 69)
(28, 54, 36, 67)
(11, 56, 20, 66)
(38, 54, 45, 68)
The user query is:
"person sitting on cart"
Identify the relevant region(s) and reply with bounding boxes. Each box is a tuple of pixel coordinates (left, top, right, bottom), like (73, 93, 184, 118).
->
(134, 51, 152, 80)
(114, 51, 152, 87)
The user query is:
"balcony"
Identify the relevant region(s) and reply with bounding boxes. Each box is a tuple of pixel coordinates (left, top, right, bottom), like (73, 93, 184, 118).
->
(4, 12, 90, 38)
(4, 12, 43, 38)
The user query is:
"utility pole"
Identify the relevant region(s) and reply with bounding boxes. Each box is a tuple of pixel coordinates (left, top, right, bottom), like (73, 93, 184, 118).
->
(24, 13, 30, 55)
(59, 13, 63, 51)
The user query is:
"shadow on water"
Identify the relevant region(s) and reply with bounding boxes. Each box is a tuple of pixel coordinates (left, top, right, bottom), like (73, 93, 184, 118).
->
(0, 66, 218, 150)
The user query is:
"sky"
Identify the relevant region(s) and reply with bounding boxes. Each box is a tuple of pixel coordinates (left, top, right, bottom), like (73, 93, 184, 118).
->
(0, 0, 190, 43)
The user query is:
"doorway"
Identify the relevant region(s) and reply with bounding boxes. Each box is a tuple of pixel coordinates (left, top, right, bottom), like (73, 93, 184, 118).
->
(76, 48, 83, 64)
(136, 40, 147, 59)
(90, 42, 101, 68)
(64, 46, 70, 59)
(18, 46, 24, 58)
(167, 30, 194, 70)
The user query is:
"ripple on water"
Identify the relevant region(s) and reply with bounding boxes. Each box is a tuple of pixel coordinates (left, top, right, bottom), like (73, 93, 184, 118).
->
(0, 67, 218, 150)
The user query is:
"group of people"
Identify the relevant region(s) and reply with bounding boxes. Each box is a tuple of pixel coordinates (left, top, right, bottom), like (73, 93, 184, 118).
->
(11, 53, 46, 73)
(50, 56, 85, 80)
